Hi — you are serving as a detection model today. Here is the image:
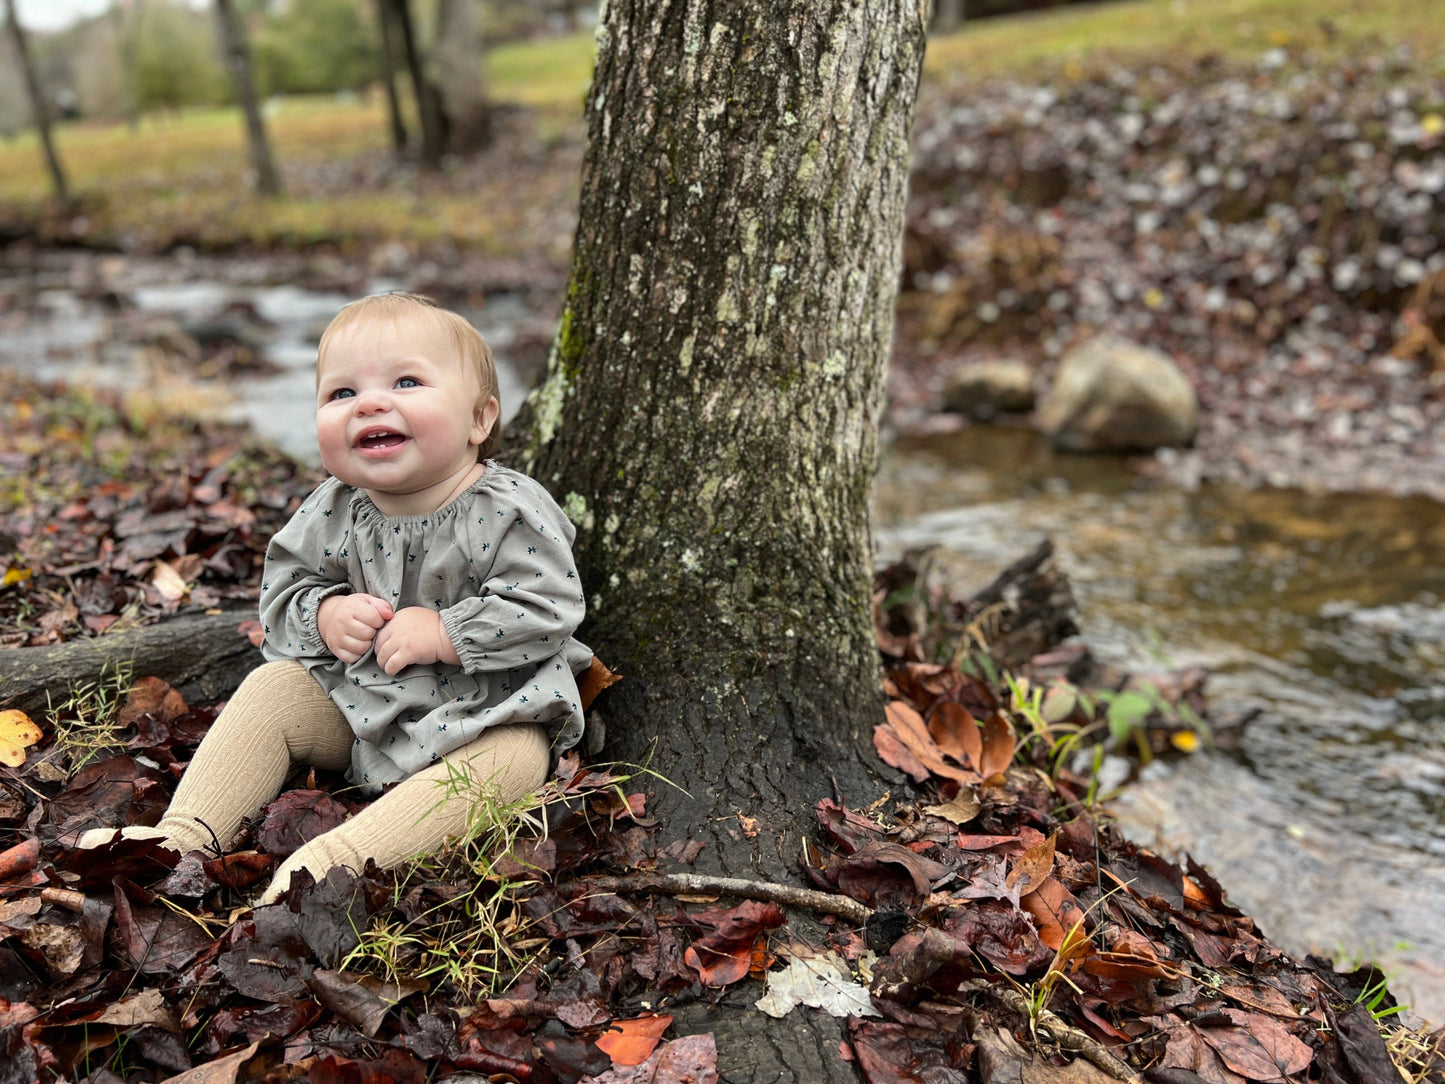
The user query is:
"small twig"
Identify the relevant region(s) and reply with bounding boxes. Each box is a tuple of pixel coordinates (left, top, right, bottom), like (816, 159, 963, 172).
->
(973, 982, 1144, 1083)
(566, 873, 873, 925)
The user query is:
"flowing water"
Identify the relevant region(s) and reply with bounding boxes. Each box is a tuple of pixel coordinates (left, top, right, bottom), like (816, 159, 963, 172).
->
(876, 427, 1445, 1024)
(4, 258, 1443, 1023)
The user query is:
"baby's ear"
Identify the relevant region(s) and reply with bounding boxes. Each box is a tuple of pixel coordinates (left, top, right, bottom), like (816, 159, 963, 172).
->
(471, 396, 501, 446)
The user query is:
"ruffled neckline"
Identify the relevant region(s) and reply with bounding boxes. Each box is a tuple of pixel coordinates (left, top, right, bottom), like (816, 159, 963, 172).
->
(349, 461, 504, 527)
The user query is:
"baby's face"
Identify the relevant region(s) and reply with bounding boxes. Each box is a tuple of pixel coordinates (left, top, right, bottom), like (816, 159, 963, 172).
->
(315, 315, 497, 503)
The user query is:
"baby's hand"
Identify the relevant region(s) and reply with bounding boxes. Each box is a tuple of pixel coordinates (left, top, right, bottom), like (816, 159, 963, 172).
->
(318, 593, 394, 662)
(375, 607, 461, 675)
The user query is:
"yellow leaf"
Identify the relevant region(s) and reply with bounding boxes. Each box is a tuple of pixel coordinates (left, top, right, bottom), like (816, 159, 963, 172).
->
(1268, 29, 1291, 46)
(1143, 287, 1166, 310)
(1170, 730, 1201, 753)
(0, 709, 43, 768)
(2, 565, 31, 589)
(1423, 113, 1445, 138)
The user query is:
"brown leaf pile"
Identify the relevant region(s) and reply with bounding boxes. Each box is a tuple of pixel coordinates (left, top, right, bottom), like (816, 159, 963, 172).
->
(0, 655, 1437, 1084)
(0, 373, 319, 647)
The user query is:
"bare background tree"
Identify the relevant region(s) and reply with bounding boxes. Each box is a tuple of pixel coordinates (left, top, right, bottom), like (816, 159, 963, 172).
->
(212, 0, 281, 196)
(3, 0, 69, 203)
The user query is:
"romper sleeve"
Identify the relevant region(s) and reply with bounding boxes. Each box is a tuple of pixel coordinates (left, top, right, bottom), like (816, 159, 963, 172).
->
(258, 479, 356, 662)
(441, 480, 585, 673)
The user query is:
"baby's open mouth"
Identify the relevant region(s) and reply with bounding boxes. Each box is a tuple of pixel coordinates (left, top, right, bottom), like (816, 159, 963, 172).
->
(357, 431, 406, 449)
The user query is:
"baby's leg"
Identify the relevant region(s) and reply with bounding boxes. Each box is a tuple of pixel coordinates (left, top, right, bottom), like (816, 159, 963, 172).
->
(79, 659, 353, 855)
(261, 722, 549, 904)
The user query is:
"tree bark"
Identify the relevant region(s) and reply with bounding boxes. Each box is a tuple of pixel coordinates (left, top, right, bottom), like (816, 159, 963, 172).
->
(431, 0, 491, 154)
(213, 0, 282, 196)
(516, 0, 927, 902)
(389, 0, 444, 170)
(0, 610, 262, 718)
(3, 0, 69, 203)
(374, 0, 408, 152)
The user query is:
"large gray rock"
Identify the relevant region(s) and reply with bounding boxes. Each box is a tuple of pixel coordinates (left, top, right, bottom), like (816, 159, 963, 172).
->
(942, 359, 1036, 419)
(1037, 336, 1198, 452)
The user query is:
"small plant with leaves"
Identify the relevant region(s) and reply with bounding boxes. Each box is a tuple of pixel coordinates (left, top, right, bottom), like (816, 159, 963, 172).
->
(47, 661, 134, 773)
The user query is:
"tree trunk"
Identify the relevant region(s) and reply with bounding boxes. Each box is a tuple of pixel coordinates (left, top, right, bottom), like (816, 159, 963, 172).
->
(3, 0, 69, 203)
(431, 0, 491, 154)
(932, 0, 968, 32)
(213, 0, 282, 196)
(389, 0, 444, 170)
(374, 0, 408, 152)
(517, 0, 927, 897)
(0, 610, 262, 718)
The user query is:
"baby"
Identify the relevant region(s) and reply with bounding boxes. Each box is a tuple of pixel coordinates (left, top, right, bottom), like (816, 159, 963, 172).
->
(81, 292, 591, 903)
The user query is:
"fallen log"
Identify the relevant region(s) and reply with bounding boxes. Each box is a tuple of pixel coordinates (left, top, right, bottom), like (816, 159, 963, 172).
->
(0, 608, 262, 716)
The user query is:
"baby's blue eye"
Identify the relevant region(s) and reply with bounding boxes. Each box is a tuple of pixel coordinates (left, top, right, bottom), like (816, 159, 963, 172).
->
(396, 376, 421, 389)
(329, 388, 356, 400)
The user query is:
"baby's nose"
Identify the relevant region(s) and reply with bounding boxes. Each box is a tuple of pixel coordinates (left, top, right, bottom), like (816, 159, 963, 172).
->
(354, 388, 392, 412)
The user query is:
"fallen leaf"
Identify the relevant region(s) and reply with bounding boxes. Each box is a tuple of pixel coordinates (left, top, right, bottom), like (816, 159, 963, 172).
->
(156, 1041, 262, 1084)
(923, 791, 982, 825)
(1020, 876, 1089, 954)
(755, 952, 879, 1020)
(878, 701, 982, 785)
(596, 1014, 673, 1066)
(578, 656, 622, 709)
(92, 988, 179, 1032)
(581, 1033, 718, 1084)
(978, 711, 1016, 781)
(1006, 831, 1057, 895)
(926, 701, 982, 770)
(151, 560, 189, 601)
(0, 709, 42, 767)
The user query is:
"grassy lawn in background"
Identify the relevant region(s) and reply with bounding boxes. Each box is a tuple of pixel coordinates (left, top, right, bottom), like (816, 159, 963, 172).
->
(924, 0, 1445, 81)
(0, 0, 1439, 255)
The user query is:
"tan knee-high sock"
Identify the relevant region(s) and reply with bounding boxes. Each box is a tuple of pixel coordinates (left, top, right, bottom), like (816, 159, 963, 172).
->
(79, 660, 354, 855)
(261, 722, 550, 903)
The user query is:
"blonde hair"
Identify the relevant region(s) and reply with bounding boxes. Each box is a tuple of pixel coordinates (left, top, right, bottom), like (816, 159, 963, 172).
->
(317, 292, 502, 460)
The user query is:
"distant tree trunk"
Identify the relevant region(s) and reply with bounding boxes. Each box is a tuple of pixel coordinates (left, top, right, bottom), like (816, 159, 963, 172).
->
(3, 0, 69, 203)
(389, 0, 444, 170)
(110, 0, 143, 130)
(374, 0, 408, 152)
(431, 0, 491, 154)
(933, 0, 968, 31)
(213, 0, 281, 196)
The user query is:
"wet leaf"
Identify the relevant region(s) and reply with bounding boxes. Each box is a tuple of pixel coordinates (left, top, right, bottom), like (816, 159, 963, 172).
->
(595, 1013, 673, 1066)
(683, 900, 784, 987)
(1006, 831, 1057, 896)
(1020, 876, 1088, 954)
(581, 1033, 718, 1084)
(1197, 1010, 1312, 1081)
(155, 1040, 261, 1084)
(256, 790, 350, 857)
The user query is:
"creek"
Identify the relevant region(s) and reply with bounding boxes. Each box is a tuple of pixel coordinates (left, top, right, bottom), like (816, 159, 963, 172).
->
(4, 255, 1443, 1024)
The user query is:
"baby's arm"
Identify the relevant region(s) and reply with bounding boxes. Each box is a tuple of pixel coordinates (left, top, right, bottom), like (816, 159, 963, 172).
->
(438, 495, 585, 673)
(259, 481, 367, 662)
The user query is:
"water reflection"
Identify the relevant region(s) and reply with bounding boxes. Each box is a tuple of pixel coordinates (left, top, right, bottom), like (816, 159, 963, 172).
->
(876, 425, 1445, 1022)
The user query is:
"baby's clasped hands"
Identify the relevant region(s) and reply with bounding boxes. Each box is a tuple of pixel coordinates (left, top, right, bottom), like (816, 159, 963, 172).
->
(318, 593, 394, 662)
(318, 594, 458, 674)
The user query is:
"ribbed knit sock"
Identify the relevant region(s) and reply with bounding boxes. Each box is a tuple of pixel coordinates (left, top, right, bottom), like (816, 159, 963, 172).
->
(260, 721, 550, 904)
(77, 660, 353, 855)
